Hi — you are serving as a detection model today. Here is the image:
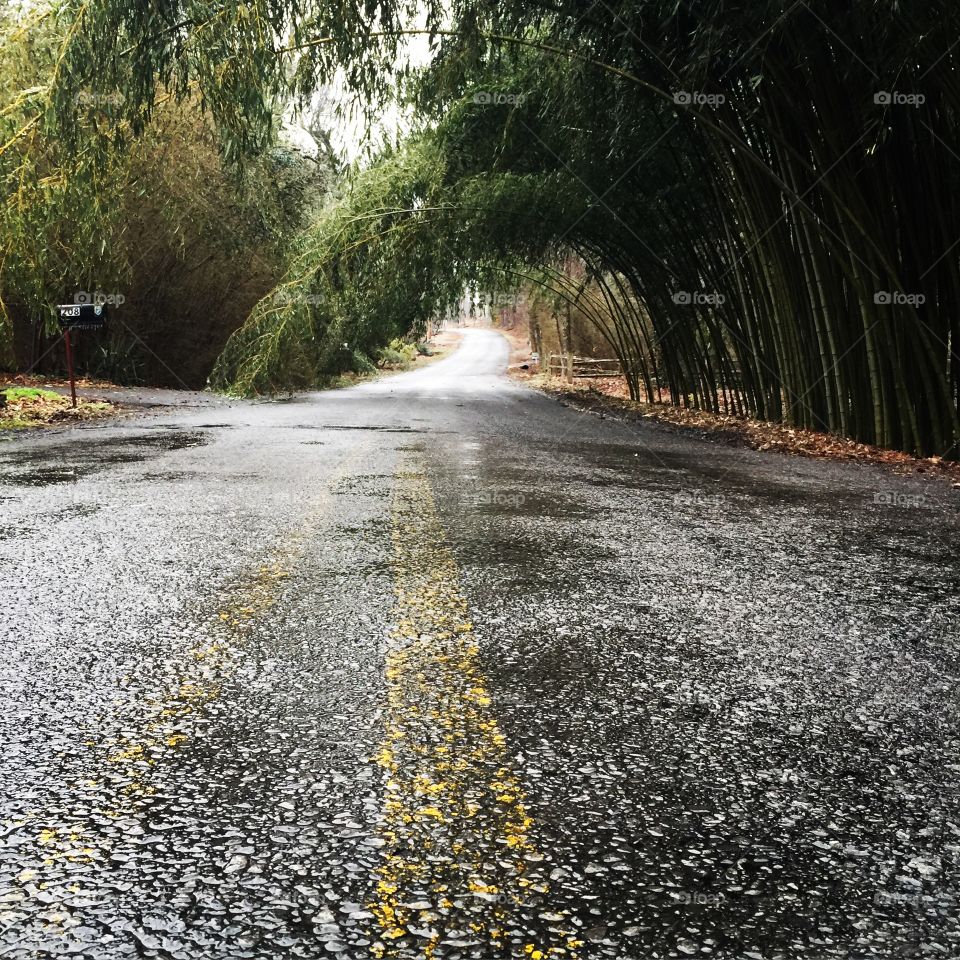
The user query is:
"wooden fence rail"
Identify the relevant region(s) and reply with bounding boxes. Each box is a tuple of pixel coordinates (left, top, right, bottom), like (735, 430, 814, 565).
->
(546, 355, 624, 378)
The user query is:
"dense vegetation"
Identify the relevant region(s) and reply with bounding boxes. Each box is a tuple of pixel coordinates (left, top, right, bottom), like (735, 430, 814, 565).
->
(0, 3, 332, 386)
(1, 1, 958, 455)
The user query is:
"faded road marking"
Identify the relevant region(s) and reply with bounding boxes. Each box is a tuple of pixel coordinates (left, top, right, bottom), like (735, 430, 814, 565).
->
(3, 474, 346, 937)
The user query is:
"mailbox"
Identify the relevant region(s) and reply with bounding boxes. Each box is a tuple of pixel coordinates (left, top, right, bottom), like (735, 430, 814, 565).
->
(57, 303, 107, 330)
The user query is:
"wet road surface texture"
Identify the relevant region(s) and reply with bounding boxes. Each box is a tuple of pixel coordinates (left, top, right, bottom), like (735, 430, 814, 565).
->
(2, 330, 959, 960)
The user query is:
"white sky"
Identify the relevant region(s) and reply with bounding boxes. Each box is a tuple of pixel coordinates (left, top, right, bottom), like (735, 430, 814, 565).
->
(283, 26, 434, 163)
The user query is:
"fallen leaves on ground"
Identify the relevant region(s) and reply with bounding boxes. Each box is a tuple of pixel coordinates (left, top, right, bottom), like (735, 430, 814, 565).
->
(1, 372, 116, 390)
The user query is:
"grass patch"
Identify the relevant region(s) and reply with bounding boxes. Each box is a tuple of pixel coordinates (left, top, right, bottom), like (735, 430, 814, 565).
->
(0, 384, 116, 430)
(4, 386, 63, 402)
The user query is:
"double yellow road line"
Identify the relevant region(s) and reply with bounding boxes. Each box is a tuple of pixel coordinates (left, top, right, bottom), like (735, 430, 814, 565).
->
(368, 463, 581, 959)
(8, 450, 581, 958)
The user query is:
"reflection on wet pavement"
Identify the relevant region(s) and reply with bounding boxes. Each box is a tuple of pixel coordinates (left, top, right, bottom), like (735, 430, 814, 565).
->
(0, 430, 208, 486)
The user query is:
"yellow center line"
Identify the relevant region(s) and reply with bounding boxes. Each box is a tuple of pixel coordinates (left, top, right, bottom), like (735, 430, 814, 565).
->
(368, 463, 582, 959)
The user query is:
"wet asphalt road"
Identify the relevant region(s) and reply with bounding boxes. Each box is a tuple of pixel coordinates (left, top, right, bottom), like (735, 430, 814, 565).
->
(2, 329, 959, 960)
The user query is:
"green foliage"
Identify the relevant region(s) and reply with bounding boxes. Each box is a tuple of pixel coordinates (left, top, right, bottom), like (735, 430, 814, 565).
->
(351, 350, 377, 374)
(0, 2, 126, 333)
(0, 3, 332, 385)
(376, 346, 407, 369)
(215, 0, 960, 455)
(377, 339, 418, 368)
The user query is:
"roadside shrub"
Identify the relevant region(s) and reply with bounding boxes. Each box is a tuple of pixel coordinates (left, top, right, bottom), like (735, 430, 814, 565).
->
(377, 338, 419, 369)
(351, 350, 377, 373)
(377, 347, 407, 369)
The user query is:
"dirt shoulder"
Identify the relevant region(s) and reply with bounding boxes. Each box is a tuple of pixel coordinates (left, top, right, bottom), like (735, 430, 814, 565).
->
(0, 371, 240, 435)
(0, 378, 120, 431)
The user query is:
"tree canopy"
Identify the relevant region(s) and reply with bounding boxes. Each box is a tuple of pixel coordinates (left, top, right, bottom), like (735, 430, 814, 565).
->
(3, 0, 959, 455)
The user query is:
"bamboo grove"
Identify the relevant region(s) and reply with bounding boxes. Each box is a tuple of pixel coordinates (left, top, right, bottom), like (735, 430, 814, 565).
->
(4, 1, 960, 456)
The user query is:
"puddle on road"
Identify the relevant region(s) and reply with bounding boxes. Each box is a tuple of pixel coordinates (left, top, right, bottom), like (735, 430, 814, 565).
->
(333, 474, 393, 497)
(136, 470, 200, 482)
(331, 518, 393, 539)
(456, 532, 557, 570)
(51, 503, 102, 520)
(313, 424, 455, 434)
(0, 430, 209, 487)
(319, 424, 422, 433)
(3, 466, 85, 487)
(99, 431, 207, 451)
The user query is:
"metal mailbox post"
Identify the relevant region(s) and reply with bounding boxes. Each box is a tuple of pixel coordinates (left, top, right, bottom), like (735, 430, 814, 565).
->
(56, 304, 107, 408)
